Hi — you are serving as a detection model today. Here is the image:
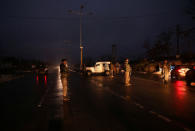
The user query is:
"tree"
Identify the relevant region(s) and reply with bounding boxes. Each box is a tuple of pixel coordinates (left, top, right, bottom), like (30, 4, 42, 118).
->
(144, 31, 173, 60)
(186, 0, 195, 19)
(157, 31, 172, 56)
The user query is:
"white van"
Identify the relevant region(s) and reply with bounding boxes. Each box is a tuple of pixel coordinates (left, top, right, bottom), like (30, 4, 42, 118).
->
(85, 61, 111, 76)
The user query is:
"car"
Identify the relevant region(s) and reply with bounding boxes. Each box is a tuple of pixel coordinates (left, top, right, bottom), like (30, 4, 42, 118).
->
(85, 61, 111, 76)
(171, 65, 191, 80)
(35, 64, 48, 75)
(185, 66, 195, 86)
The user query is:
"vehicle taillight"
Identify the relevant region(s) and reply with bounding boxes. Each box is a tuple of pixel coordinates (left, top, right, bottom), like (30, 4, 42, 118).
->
(177, 68, 182, 73)
(193, 66, 195, 70)
(178, 68, 190, 76)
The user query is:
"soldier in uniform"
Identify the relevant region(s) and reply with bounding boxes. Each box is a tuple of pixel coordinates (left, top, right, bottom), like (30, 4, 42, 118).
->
(162, 60, 170, 83)
(60, 59, 69, 102)
(124, 59, 131, 86)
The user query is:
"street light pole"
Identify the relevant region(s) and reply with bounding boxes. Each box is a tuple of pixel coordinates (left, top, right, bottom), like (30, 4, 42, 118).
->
(80, 5, 84, 70)
(68, 5, 93, 71)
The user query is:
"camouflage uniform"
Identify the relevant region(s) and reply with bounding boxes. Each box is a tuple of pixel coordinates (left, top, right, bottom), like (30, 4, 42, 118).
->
(60, 63, 69, 98)
(162, 60, 169, 83)
(124, 60, 131, 86)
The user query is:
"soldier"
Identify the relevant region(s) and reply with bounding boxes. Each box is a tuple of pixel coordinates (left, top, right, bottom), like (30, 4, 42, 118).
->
(124, 59, 131, 86)
(162, 60, 170, 83)
(60, 59, 69, 102)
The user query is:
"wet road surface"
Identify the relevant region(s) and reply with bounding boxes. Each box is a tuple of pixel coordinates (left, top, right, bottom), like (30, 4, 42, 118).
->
(1, 70, 195, 131)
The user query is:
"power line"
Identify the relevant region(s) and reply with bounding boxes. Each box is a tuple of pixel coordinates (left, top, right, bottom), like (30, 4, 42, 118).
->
(3, 11, 187, 22)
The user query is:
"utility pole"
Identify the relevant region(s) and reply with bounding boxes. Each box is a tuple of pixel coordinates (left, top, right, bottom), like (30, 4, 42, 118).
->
(68, 5, 93, 71)
(80, 5, 84, 70)
(176, 24, 180, 58)
(176, 25, 194, 59)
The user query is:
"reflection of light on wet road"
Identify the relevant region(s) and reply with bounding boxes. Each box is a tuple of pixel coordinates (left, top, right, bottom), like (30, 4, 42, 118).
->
(174, 81, 187, 100)
(88, 76, 194, 131)
(172, 81, 187, 116)
(90, 76, 105, 88)
(36, 75, 39, 85)
(90, 79, 103, 88)
(57, 66, 63, 89)
(95, 76, 105, 81)
(35, 75, 48, 86)
(44, 75, 47, 85)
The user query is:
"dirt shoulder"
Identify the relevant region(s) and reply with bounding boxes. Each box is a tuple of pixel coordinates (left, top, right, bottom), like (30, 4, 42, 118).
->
(0, 74, 24, 83)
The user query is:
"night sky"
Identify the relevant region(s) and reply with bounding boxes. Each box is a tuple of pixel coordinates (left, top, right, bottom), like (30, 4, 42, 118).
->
(0, 0, 194, 64)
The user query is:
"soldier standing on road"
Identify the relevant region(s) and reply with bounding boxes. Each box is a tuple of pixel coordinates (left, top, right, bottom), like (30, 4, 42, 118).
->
(162, 60, 170, 84)
(60, 59, 69, 102)
(124, 59, 131, 86)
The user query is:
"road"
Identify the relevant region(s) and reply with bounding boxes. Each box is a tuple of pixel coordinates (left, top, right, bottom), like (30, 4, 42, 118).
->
(1, 69, 195, 131)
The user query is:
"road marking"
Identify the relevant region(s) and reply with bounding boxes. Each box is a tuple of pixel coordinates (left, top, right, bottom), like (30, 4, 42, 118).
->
(137, 105, 144, 109)
(134, 102, 144, 109)
(157, 114, 172, 123)
(120, 96, 127, 101)
(134, 77, 160, 85)
(90, 78, 193, 131)
(149, 110, 157, 115)
(148, 110, 172, 123)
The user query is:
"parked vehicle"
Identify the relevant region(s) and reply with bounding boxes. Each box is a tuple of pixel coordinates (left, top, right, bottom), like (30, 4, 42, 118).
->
(185, 66, 195, 86)
(171, 65, 191, 80)
(35, 64, 48, 75)
(85, 61, 110, 76)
